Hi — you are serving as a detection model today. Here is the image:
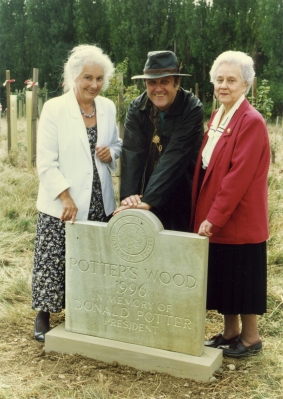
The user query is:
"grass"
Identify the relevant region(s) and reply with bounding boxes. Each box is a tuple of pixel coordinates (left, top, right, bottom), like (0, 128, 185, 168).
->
(0, 118, 283, 399)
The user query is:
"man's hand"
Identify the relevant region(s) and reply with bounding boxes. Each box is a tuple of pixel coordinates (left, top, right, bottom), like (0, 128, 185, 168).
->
(121, 195, 143, 207)
(113, 198, 151, 215)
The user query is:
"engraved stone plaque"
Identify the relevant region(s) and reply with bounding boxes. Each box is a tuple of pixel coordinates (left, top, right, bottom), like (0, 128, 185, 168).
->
(65, 209, 208, 356)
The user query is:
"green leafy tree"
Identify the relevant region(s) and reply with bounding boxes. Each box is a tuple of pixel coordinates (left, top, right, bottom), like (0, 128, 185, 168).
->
(103, 59, 140, 121)
(248, 79, 274, 120)
(74, 0, 110, 51)
(182, 0, 214, 104)
(183, 0, 259, 105)
(25, 0, 76, 95)
(256, 0, 283, 115)
(0, 0, 282, 114)
(108, 0, 179, 84)
(0, 0, 29, 104)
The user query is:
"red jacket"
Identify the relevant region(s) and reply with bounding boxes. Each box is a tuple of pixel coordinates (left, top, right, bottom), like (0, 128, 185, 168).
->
(191, 99, 270, 244)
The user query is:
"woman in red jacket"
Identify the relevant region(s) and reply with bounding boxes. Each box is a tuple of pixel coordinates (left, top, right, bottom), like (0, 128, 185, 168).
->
(191, 51, 270, 357)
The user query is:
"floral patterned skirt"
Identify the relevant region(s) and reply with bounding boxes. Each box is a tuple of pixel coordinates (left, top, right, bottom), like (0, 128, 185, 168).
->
(32, 213, 66, 312)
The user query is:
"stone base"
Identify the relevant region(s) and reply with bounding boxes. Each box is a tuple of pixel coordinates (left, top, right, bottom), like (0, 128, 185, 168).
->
(45, 323, 222, 382)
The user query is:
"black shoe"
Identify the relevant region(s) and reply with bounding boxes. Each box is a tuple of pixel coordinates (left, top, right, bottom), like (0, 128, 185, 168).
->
(34, 315, 50, 343)
(218, 338, 262, 358)
(205, 333, 239, 348)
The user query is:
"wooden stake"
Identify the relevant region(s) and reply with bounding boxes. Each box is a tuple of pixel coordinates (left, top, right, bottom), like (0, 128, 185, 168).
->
(117, 72, 124, 202)
(32, 68, 39, 167)
(195, 83, 199, 98)
(6, 70, 11, 152)
(252, 77, 257, 106)
(26, 91, 33, 169)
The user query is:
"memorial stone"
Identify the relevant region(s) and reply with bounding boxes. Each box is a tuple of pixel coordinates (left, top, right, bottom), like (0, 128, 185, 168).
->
(65, 209, 208, 357)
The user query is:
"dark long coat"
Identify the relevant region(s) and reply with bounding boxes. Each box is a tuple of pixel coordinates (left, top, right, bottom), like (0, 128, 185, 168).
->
(120, 88, 204, 232)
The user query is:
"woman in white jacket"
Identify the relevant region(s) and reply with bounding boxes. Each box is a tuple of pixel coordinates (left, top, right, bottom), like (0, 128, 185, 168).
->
(32, 45, 122, 342)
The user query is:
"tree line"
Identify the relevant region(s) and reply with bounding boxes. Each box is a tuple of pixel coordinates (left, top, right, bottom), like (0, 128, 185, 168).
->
(0, 0, 282, 117)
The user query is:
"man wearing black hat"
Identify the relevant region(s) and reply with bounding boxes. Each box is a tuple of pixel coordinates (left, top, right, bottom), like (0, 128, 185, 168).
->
(115, 50, 204, 232)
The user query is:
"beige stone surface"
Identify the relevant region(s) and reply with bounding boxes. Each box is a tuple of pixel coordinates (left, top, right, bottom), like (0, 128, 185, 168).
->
(45, 323, 222, 382)
(65, 209, 208, 356)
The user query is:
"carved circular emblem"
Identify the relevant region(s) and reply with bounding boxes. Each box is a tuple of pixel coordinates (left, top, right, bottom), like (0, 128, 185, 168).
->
(111, 215, 155, 262)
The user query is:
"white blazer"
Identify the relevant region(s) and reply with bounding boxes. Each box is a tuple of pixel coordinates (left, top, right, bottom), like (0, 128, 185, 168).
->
(36, 89, 122, 219)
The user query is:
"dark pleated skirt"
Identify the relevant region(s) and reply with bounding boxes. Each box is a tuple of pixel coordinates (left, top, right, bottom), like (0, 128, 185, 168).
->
(206, 242, 267, 315)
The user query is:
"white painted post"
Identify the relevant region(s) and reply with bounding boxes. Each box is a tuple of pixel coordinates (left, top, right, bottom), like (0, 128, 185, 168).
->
(10, 95, 18, 151)
(18, 91, 23, 118)
(38, 96, 43, 116)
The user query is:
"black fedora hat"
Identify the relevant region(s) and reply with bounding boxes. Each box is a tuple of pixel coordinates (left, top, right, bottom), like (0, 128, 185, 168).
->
(131, 50, 190, 79)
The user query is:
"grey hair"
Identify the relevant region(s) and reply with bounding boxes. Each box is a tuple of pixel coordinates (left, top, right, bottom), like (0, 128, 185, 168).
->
(63, 44, 115, 93)
(209, 51, 255, 95)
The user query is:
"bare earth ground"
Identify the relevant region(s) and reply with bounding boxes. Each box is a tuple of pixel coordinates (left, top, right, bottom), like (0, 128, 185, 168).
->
(1, 292, 283, 399)
(0, 308, 275, 399)
(0, 119, 283, 398)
